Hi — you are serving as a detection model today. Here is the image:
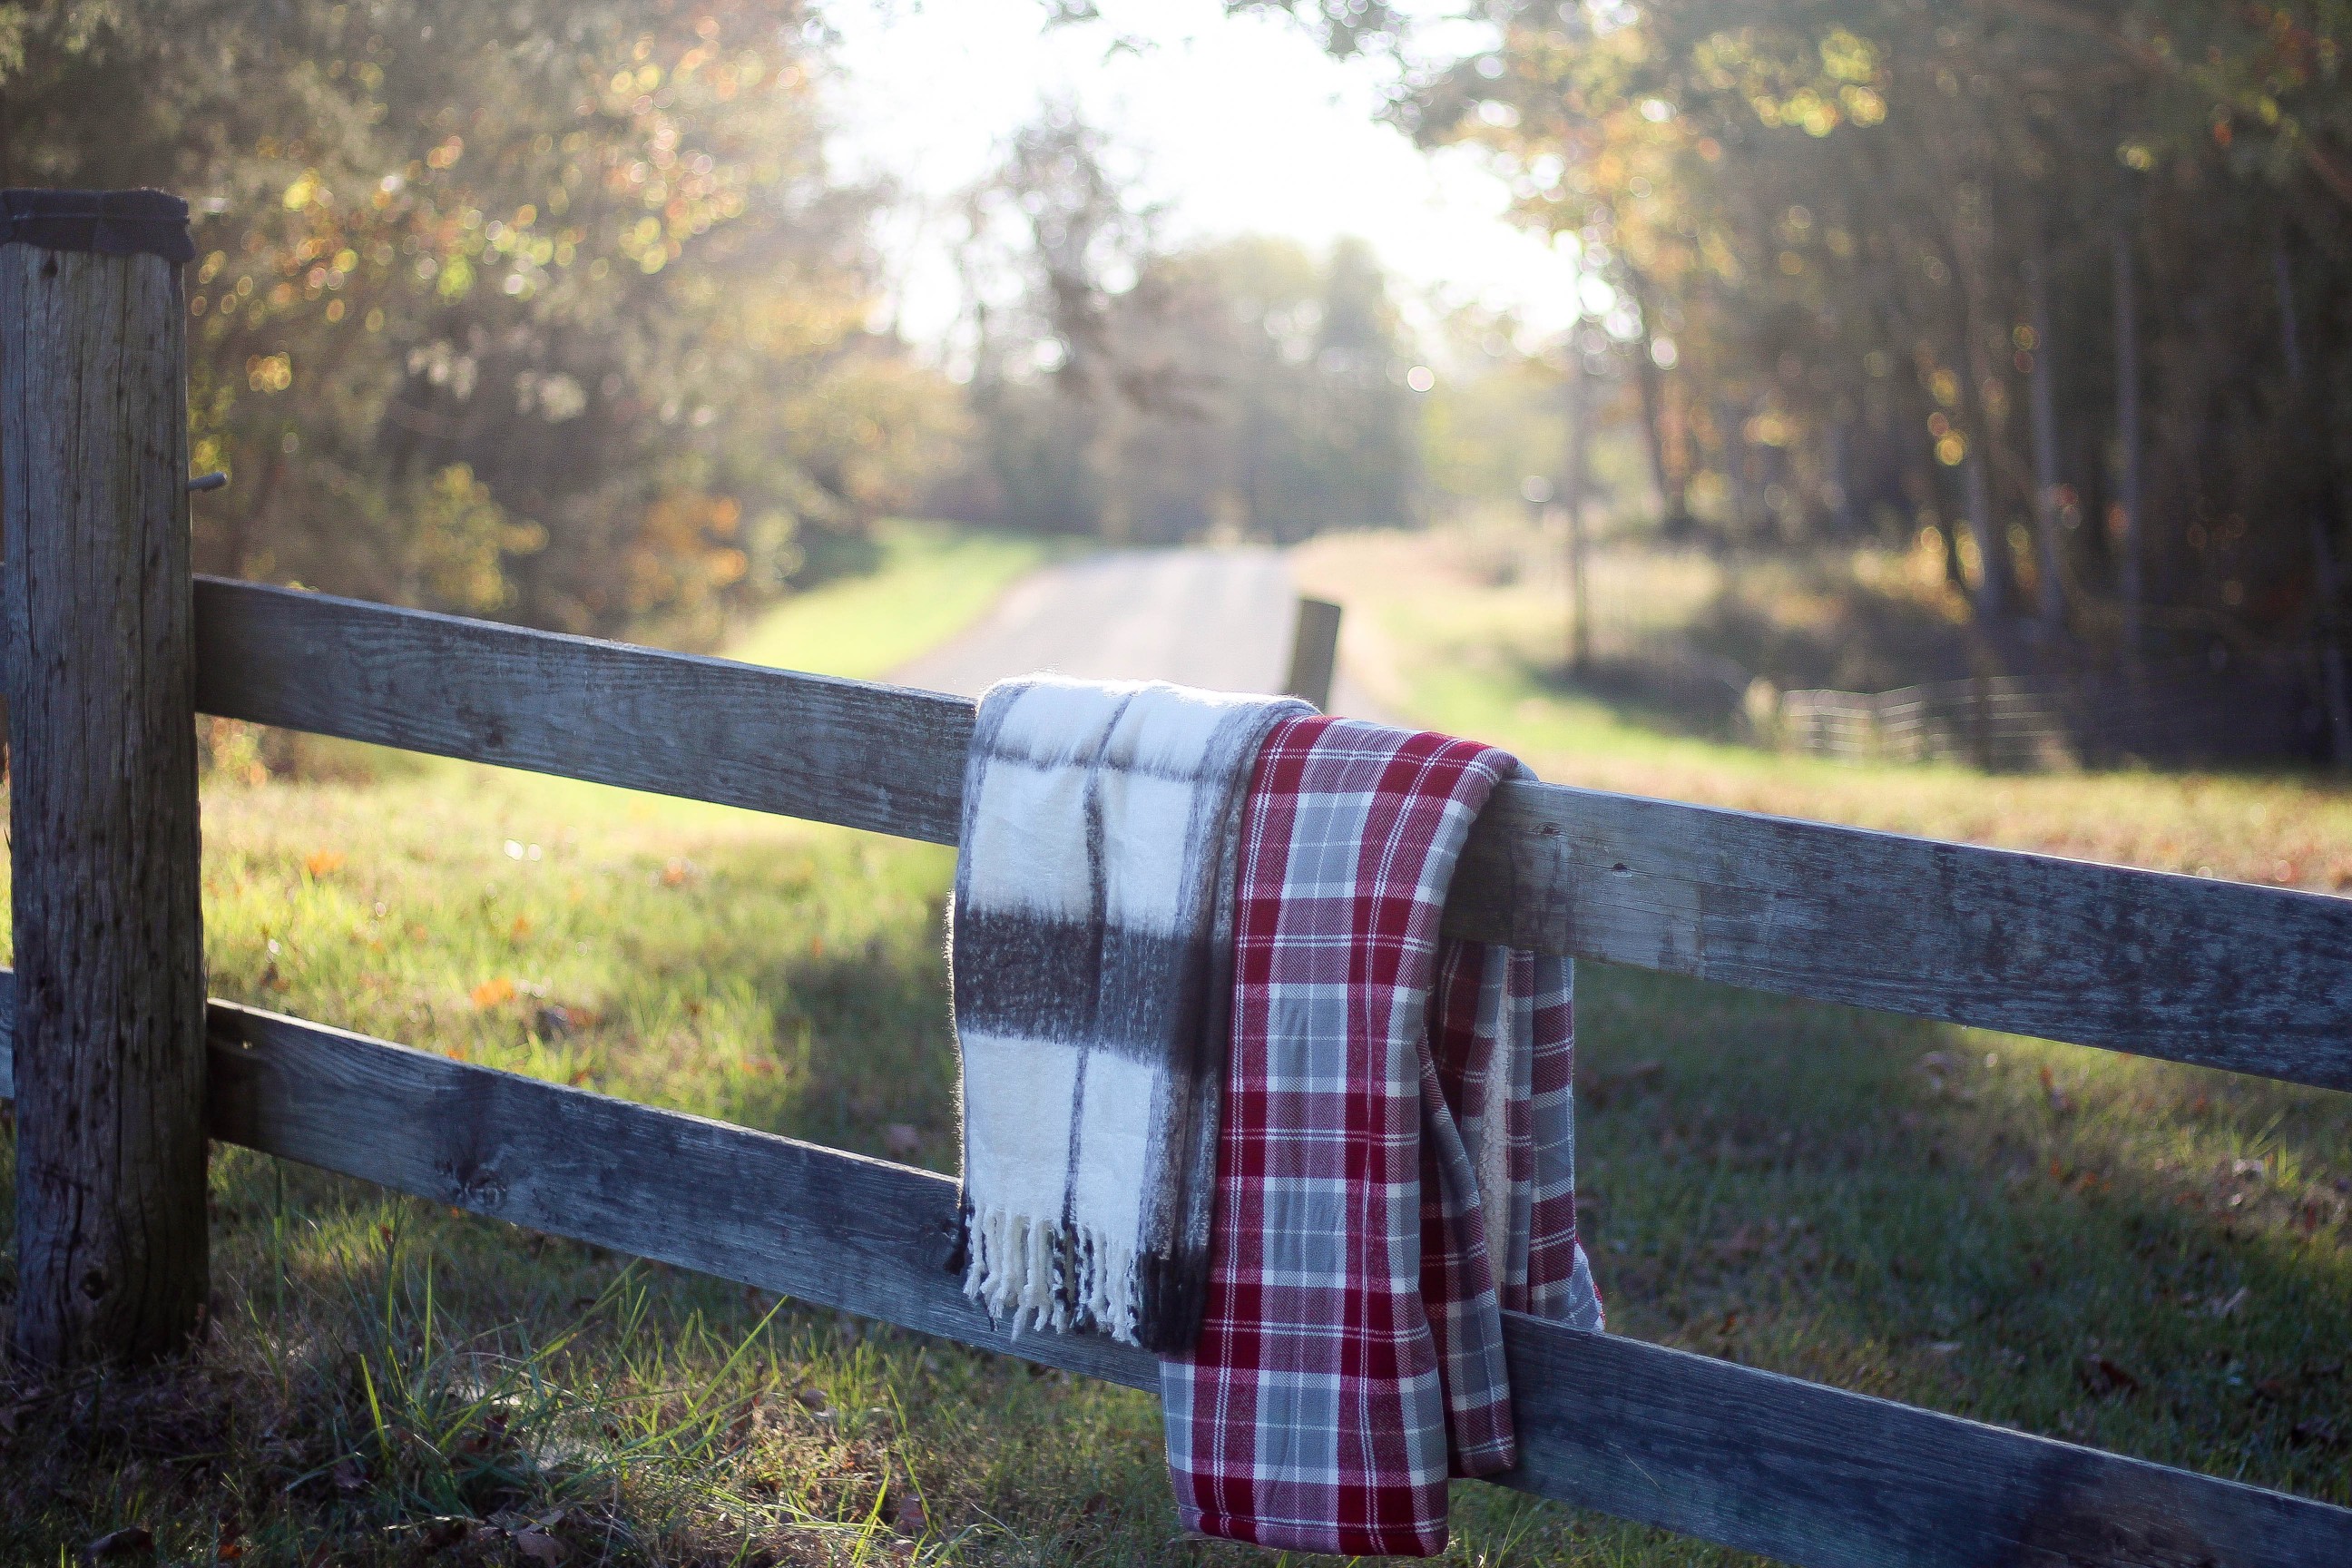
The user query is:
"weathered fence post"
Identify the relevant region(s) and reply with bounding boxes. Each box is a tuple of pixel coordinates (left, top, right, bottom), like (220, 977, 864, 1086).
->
(2, 189, 208, 1365)
(1283, 597, 1342, 711)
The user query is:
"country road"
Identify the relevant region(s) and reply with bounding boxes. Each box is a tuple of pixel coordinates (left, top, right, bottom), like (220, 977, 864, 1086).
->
(887, 544, 1387, 717)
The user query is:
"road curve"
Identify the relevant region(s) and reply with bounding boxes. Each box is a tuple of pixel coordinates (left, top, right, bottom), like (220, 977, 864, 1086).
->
(887, 545, 1387, 718)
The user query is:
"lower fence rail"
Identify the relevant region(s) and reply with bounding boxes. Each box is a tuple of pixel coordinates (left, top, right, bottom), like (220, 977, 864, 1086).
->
(0, 974, 2341, 1568)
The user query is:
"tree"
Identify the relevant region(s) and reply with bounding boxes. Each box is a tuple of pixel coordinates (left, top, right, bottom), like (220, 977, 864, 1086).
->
(2, 0, 962, 642)
(942, 110, 1421, 542)
(1243, 0, 2352, 676)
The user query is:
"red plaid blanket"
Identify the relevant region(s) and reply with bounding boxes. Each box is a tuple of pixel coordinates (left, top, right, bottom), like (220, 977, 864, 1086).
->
(1159, 717, 1602, 1556)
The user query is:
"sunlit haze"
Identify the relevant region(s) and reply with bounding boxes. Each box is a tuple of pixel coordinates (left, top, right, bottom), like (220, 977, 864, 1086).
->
(826, 0, 1582, 353)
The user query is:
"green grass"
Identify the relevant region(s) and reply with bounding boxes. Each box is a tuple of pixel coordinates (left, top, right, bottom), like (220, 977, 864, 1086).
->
(726, 520, 1059, 681)
(3, 520, 2349, 1564)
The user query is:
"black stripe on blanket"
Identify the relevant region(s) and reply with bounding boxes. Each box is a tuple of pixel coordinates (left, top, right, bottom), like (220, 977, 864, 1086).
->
(951, 910, 1214, 1062)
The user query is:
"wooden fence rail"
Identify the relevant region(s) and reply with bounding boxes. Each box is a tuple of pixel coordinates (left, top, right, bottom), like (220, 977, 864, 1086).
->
(0, 979, 2345, 1568)
(8, 191, 2352, 1568)
(191, 575, 2352, 1092)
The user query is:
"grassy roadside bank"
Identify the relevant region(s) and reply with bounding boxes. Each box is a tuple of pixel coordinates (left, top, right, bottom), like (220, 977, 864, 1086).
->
(0, 521, 2346, 1564)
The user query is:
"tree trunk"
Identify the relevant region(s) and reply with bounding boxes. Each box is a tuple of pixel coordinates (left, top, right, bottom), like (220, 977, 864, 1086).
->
(1963, 448, 2006, 621)
(1716, 397, 1756, 543)
(1, 191, 210, 1367)
(2112, 232, 2143, 671)
(2273, 240, 2352, 768)
(1827, 417, 1859, 536)
(2024, 252, 2066, 634)
(1564, 348, 1593, 672)
(1622, 266, 1686, 529)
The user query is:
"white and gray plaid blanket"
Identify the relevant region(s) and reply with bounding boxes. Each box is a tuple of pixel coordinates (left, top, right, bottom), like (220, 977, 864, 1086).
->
(950, 676, 1309, 1350)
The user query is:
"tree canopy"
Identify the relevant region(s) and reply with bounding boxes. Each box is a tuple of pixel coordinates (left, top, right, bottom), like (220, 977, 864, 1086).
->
(4, 0, 962, 641)
(1246, 0, 2352, 662)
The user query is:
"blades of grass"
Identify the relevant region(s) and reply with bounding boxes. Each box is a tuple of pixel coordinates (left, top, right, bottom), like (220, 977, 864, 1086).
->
(688, 1295, 787, 1425)
(847, 1479, 890, 1568)
(360, 1351, 389, 1461)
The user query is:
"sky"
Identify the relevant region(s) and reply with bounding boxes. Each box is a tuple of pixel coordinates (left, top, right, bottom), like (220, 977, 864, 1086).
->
(822, 0, 1583, 355)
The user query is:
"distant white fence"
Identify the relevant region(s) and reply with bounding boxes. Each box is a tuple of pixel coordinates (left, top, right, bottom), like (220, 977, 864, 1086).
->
(1773, 654, 2323, 771)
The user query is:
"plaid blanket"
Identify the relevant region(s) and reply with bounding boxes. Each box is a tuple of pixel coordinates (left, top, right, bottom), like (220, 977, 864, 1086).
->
(1159, 716, 1602, 1556)
(951, 678, 1308, 1350)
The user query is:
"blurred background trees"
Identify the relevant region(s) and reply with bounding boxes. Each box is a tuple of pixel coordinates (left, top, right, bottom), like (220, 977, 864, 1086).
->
(1, 0, 962, 642)
(929, 109, 1426, 544)
(8, 0, 2352, 709)
(1252, 0, 2352, 688)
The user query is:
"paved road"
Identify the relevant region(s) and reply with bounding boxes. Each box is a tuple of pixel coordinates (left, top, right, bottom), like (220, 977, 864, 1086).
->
(889, 545, 1386, 717)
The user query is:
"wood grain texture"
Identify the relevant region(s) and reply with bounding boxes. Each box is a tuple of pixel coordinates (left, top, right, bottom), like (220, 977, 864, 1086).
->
(2, 239, 209, 1366)
(1443, 784, 2352, 1091)
(182, 577, 2352, 1088)
(0, 979, 2341, 1568)
(190, 577, 973, 844)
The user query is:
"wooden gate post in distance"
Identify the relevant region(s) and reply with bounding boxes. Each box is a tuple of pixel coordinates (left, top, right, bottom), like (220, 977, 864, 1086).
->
(2, 189, 208, 1366)
(1283, 596, 1342, 710)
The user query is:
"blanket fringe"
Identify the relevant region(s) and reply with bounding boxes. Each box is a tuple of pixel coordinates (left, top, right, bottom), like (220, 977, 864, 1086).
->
(965, 1203, 1141, 1345)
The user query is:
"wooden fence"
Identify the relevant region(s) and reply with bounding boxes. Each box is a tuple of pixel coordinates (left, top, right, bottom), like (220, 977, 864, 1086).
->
(6, 191, 2352, 1568)
(1776, 655, 2321, 772)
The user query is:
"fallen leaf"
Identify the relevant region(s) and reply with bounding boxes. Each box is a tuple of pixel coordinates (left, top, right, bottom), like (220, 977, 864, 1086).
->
(510, 914, 533, 941)
(413, 1519, 471, 1553)
(304, 849, 345, 877)
(659, 858, 694, 887)
(512, 1524, 566, 1563)
(2208, 1286, 2252, 1319)
(1925, 1341, 1964, 1357)
(470, 976, 516, 1009)
(795, 1384, 830, 1413)
(83, 1526, 153, 1561)
(883, 1123, 922, 1157)
(2293, 1416, 2342, 1447)
(331, 1455, 368, 1494)
(2079, 1353, 2141, 1397)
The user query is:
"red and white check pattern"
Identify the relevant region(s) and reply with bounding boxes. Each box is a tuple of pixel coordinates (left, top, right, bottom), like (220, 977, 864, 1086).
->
(1160, 717, 1602, 1557)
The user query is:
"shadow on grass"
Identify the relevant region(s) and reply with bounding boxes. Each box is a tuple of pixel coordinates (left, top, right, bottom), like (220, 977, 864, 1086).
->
(1573, 963, 2352, 1506)
(5, 771, 2348, 1563)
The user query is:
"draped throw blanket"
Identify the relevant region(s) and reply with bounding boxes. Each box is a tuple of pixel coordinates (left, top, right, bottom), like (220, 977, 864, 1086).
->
(951, 677, 1311, 1351)
(1160, 716, 1604, 1557)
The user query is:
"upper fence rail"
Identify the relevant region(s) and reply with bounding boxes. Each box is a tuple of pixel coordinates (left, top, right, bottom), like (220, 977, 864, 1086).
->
(187, 576, 2352, 1093)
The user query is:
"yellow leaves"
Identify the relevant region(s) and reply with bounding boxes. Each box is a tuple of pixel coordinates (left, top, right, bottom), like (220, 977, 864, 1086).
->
(305, 849, 347, 877)
(282, 172, 321, 211)
(426, 135, 465, 171)
(471, 976, 517, 1009)
(1818, 28, 1878, 85)
(246, 353, 293, 393)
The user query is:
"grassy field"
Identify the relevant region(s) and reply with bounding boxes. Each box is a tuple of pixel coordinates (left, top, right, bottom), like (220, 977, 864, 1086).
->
(3, 520, 2349, 1565)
